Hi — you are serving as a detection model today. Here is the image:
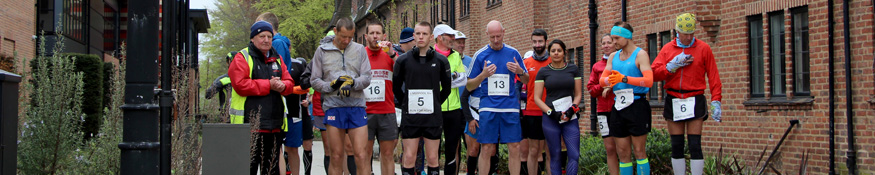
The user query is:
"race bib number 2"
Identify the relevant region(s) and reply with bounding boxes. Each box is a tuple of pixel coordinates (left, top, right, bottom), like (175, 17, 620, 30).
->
(613, 89, 634, 110)
(407, 89, 434, 114)
(488, 74, 510, 96)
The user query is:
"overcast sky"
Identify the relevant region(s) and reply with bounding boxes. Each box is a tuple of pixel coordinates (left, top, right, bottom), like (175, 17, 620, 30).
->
(189, 0, 217, 61)
(189, 0, 217, 10)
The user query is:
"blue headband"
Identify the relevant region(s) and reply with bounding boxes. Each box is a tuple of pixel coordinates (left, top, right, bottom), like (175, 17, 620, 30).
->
(611, 26, 633, 39)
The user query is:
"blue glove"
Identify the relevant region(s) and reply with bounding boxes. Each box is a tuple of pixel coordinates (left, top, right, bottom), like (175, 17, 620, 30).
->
(666, 52, 692, 73)
(710, 101, 722, 122)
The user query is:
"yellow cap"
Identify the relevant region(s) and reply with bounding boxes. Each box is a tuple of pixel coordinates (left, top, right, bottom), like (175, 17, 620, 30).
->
(676, 13, 697, 34)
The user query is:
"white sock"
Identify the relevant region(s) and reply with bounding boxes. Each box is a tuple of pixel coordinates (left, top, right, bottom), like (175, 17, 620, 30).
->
(690, 159, 705, 175)
(671, 158, 686, 175)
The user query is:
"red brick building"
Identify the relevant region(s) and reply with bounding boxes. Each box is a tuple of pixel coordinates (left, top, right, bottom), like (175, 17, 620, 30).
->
(350, 0, 875, 173)
(0, 0, 36, 70)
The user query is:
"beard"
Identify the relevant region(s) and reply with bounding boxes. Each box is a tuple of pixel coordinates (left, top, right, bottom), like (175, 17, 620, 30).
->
(533, 47, 546, 55)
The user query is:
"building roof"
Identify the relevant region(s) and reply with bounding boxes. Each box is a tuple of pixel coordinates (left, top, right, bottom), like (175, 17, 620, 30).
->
(189, 9, 210, 33)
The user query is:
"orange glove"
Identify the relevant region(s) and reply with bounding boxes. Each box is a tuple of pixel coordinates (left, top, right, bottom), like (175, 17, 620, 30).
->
(607, 70, 625, 85)
(291, 86, 309, 94)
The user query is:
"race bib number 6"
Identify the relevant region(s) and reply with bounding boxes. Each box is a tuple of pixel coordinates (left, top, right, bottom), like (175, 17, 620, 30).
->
(488, 74, 510, 96)
(672, 96, 696, 121)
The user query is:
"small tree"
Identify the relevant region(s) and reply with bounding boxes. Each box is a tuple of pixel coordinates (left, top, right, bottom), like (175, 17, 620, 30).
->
(17, 32, 86, 175)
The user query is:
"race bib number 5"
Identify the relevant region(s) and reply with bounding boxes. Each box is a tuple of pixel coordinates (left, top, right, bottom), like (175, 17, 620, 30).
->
(672, 96, 696, 121)
(407, 89, 434, 114)
(613, 89, 634, 110)
(488, 74, 510, 96)
(598, 115, 610, 136)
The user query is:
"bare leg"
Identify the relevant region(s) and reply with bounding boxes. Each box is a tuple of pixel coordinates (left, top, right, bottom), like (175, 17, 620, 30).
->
(507, 142, 521, 175)
(604, 137, 620, 175)
(378, 139, 397, 175)
(286, 146, 301, 175)
(478, 144, 496, 175)
(348, 126, 371, 175)
(327, 126, 348, 175)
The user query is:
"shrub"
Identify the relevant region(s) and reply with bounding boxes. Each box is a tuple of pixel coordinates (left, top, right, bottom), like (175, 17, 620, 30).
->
(18, 34, 86, 175)
(578, 129, 673, 174)
(30, 52, 104, 140)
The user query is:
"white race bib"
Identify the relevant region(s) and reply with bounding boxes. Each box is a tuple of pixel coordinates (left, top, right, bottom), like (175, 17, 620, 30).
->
(488, 74, 510, 96)
(551, 96, 573, 112)
(613, 89, 634, 110)
(672, 96, 696, 121)
(597, 115, 610, 136)
(407, 89, 434, 114)
(395, 108, 402, 127)
(364, 80, 385, 102)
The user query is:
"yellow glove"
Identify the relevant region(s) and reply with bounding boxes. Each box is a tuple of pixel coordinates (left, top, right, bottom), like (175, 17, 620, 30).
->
(338, 76, 355, 97)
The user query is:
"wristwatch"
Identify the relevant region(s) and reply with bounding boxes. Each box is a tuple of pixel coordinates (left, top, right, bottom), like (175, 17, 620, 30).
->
(622, 76, 628, 83)
(546, 110, 553, 115)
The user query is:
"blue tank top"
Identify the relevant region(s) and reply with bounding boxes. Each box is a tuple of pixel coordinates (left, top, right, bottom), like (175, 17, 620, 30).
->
(612, 47, 650, 100)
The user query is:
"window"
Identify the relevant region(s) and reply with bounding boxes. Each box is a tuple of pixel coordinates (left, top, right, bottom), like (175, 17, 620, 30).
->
(460, 0, 470, 17)
(431, 0, 438, 25)
(768, 11, 786, 96)
(566, 48, 575, 63)
(487, 0, 501, 8)
(660, 31, 673, 47)
(749, 15, 765, 97)
(791, 7, 810, 96)
(647, 34, 659, 100)
(63, 0, 87, 43)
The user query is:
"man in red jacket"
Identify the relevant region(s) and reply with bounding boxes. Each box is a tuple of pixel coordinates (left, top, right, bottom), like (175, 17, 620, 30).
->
(229, 20, 296, 175)
(651, 13, 723, 175)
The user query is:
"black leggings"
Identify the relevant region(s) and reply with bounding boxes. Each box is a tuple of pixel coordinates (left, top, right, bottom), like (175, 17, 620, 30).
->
(442, 109, 465, 175)
(251, 132, 284, 175)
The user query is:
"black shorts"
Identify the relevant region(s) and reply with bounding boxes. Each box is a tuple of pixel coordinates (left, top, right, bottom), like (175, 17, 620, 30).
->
(400, 125, 442, 140)
(609, 98, 651, 138)
(521, 115, 545, 140)
(663, 94, 709, 122)
(301, 112, 315, 140)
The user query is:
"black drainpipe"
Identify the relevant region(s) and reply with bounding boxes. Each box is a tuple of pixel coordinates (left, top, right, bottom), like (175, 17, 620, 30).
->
(842, 0, 858, 174)
(620, 0, 627, 22)
(827, 0, 836, 174)
(587, 0, 599, 136)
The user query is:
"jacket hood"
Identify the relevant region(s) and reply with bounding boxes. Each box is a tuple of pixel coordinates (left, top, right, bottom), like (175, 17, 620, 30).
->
(319, 35, 335, 46)
(273, 34, 291, 46)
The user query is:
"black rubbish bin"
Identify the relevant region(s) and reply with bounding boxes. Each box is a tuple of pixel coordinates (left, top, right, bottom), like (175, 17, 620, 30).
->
(0, 69, 20, 175)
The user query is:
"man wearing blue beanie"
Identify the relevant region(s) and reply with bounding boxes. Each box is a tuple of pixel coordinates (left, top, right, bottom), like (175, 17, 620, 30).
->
(229, 19, 297, 175)
(393, 27, 415, 55)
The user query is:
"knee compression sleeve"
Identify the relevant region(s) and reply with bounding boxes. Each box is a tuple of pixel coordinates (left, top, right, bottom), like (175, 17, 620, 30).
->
(671, 135, 685, 159)
(466, 156, 478, 175)
(688, 135, 703, 159)
(347, 155, 356, 175)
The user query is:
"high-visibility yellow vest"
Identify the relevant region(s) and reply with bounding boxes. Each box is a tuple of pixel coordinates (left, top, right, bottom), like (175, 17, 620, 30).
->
(229, 48, 288, 131)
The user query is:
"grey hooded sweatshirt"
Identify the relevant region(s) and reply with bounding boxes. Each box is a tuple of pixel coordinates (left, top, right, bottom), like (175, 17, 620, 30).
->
(310, 35, 372, 111)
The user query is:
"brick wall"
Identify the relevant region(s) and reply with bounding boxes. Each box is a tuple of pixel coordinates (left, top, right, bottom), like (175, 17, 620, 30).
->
(0, 0, 36, 63)
(371, 0, 875, 173)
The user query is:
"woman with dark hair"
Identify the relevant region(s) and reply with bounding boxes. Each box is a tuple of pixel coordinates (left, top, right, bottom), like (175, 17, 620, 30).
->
(599, 21, 654, 175)
(587, 34, 620, 175)
(532, 39, 582, 175)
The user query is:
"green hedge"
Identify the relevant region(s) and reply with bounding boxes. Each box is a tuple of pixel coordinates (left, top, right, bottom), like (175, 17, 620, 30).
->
(31, 53, 104, 139)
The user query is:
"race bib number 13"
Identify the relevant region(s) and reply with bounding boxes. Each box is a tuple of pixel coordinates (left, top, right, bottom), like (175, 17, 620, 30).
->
(488, 74, 510, 96)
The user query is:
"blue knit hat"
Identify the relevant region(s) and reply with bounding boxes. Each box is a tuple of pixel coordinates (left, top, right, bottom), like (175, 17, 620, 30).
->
(399, 27, 414, 44)
(250, 21, 274, 39)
